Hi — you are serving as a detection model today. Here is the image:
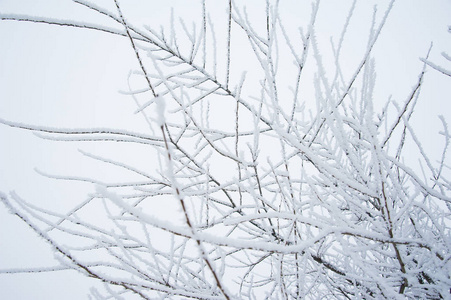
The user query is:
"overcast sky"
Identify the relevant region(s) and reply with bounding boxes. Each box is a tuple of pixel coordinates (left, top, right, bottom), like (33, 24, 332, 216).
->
(0, 0, 450, 299)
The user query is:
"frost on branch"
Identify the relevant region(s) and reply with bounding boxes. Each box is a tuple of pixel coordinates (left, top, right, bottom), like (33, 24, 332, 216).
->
(0, 0, 450, 299)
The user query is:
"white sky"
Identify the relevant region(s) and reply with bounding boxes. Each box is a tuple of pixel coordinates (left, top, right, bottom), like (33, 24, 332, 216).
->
(0, 0, 450, 298)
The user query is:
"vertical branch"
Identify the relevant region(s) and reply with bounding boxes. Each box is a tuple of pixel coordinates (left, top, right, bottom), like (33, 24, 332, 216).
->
(433, 116, 449, 191)
(235, 73, 246, 206)
(235, 96, 242, 206)
(226, 0, 232, 88)
(265, 0, 279, 107)
(205, 167, 210, 226)
(381, 182, 408, 294)
(202, 0, 207, 69)
(206, 15, 218, 80)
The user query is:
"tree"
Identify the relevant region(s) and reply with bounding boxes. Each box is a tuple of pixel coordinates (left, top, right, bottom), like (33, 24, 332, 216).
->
(1, 0, 450, 299)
